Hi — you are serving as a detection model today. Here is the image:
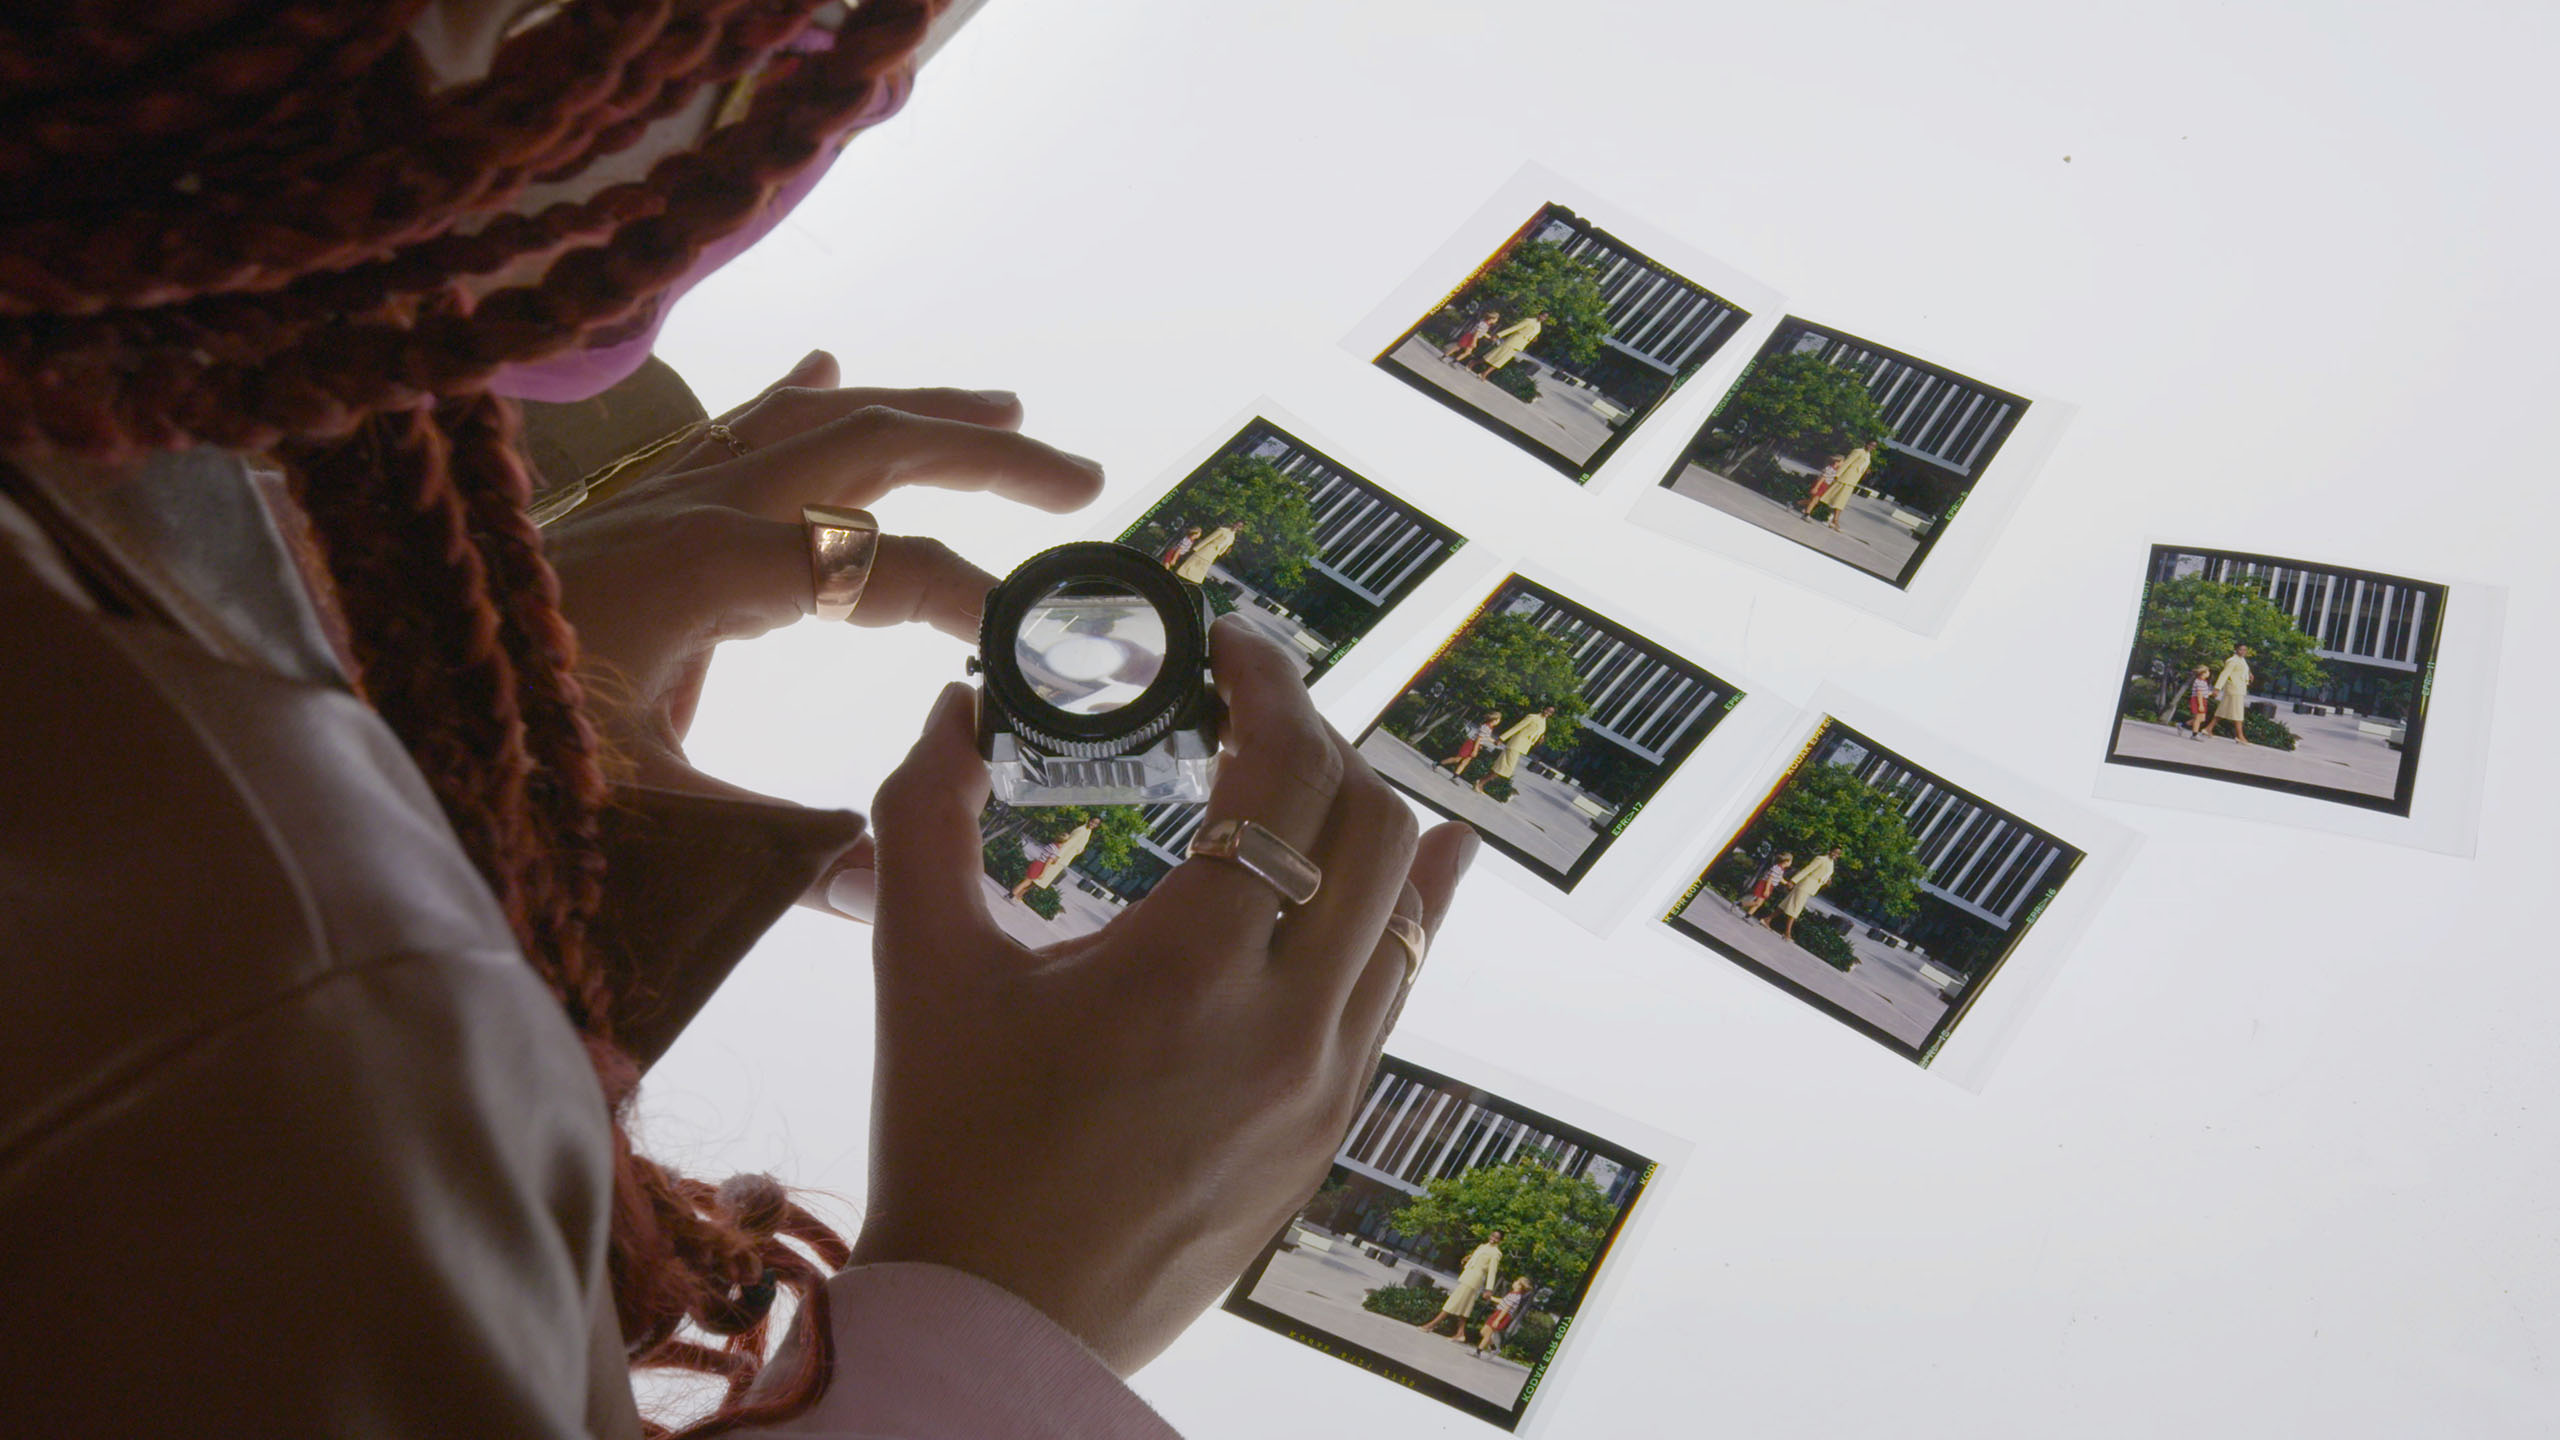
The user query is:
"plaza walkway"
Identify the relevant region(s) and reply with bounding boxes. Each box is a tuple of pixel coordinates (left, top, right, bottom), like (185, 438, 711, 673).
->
(1672, 889, 1952, 1048)
(1664, 461, 1923, 583)
(1244, 1240, 1535, 1410)
(2111, 705, 2403, 799)
(979, 869, 1121, 945)
(1381, 335, 1618, 467)
(1359, 729, 1604, 878)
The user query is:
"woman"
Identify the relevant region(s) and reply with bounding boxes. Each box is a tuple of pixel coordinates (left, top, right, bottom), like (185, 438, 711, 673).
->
(0, 5, 1476, 1434)
(1471, 314, 1545, 376)
(1157, 525, 1203, 570)
(2212, 644, 2256, 744)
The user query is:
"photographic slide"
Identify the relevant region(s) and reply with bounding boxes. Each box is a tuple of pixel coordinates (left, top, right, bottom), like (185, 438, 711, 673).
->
(1656, 317, 2027, 588)
(1374, 201, 1752, 484)
(1224, 1054, 1657, 1433)
(1119, 417, 1467, 686)
(1664, 718, 2086, 1066)
(1355, 575, 1741, 894)
(2103, 546, 2445, 816)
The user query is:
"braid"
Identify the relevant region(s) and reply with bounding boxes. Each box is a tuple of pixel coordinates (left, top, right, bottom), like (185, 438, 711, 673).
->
(5, 0, 943, 1429)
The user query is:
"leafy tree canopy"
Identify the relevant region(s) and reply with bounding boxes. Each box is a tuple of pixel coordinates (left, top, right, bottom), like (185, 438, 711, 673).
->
(1017, 803, 1151, 872)
(1392, 611, 1586, 754)
(1742, 761, 1927, 921)
(1707, 350, 1893, 458)
(1458, 241, 1616, 369)
(1388, 1153, 1620, 1302)
(1132, 455, 1321, 591)
(2133, 575, 2327, 703)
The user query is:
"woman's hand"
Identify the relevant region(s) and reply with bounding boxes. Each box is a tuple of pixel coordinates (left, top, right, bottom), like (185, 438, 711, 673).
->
(541, 350, 1103, 805)
(855, 616, 1479, 1374)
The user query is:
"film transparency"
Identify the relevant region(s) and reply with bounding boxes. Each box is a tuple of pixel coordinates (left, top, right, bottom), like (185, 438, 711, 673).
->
(1117, 416, 1466, 686)
(1365, 188, 1760, 486)
(980, 414, 1472, 944)
(1223, 1053, 1658, 1433)
(1663, 715, 2091, 1069)
(2103, 546, 2445, 816)
(1626, 319, 2066, 634)
(1354, 574, 1743, 895)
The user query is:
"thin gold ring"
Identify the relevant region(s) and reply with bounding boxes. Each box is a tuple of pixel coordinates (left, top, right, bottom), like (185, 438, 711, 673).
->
(1382, 913, 1427, 983)
(706, 421, 752, 458)
(803, 504, 880, 623)
(1186, 818, 1323, 906)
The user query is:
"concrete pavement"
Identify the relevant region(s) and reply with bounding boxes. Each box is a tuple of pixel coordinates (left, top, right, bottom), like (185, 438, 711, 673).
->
(1359, 729, 1605, 878)
(1382, 335, 1618, 467)
(1664, 460, 1924, 583)
(1243, 1239, 1535, 1410)
(1672, 888, 1952, 1048)
(2110, 707, 2405, 799)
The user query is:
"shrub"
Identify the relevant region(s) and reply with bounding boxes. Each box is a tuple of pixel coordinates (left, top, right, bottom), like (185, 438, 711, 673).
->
(1485, 363, 1541, 404)
(1204, 582, 1239, 617)
(2243, 712, 2298, 750)
(1023, 886, 1064, 920)
(1361, 1281, 1450, 1326)
(1480, 776, 1517, 804)
(1497, 1309, 1559, 1359)
(1792, 913, 1860, 972)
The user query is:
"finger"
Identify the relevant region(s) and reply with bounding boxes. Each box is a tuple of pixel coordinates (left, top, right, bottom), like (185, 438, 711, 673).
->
(1340, 824, 1477, 1053)
(673, 382, 1027, 473)
(870, 682, 1007, 958)
(700, 406, 1103, 523)
(707, 522, 995, 643)
(1134, 615, 1346, 953)
(1268, 743, 1416, 1002)
(716, 349, 842, 421)
(850, 535, 997, 641)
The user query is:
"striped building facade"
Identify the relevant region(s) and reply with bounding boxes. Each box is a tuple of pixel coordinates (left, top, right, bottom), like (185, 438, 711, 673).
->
(2156, 552, 2432, 709)
(1338, 1066, 1638, 1210)
(1241, 427, 1456, 608)
(1495, 587, 1725, 770)
(1779, 320, 2023, 482)
(1532, 208, 1745, 378)
(1821, 733, 2065, 931)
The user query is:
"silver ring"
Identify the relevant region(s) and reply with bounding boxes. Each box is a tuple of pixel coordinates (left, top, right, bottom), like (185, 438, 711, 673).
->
(1186, 818, 1322, 906)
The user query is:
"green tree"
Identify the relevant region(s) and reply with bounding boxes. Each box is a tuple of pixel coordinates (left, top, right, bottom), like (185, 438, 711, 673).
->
(1127, 455, 1321, 592)
(1385, 612, 1586, 756)
(980, 801, 1151, 886)
(1388, 1152, 1620, 1303)
(1741, 762, 1927, 922)
(1459, 241, 1616, 368)
(1700, 350, 1893, 479)
(2130, 575, 2327, 721)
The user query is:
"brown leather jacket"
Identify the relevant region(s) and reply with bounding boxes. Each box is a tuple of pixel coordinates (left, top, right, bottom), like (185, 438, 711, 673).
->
(0, 450, 859, 1435)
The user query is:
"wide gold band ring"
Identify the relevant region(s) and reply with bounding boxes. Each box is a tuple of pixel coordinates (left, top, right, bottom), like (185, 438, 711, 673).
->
(1382, 913, 1427, 983)
(1185, 818, 1323, 906)
(804, 504, 880, 624)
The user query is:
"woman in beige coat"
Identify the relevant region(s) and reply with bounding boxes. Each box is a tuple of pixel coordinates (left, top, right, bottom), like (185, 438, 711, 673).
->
(1475, 707, 1555, 794)
(1471, 315, 1545, 376)
(2212, 644, 2255, 744)
(1799, 444, 1873, 530)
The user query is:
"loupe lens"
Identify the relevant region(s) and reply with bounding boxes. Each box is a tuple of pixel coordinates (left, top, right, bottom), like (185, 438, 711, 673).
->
(1014, 580, 1168, 716)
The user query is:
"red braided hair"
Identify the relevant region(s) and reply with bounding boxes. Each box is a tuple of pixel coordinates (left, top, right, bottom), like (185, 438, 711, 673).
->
(1, 2, 935, 1431)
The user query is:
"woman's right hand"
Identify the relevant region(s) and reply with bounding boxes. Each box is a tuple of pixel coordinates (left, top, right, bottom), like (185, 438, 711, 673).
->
(853, 615, 1477, 1374)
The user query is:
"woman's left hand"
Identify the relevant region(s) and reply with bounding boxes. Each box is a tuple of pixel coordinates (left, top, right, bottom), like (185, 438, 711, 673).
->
(540, 350, 1104, 805)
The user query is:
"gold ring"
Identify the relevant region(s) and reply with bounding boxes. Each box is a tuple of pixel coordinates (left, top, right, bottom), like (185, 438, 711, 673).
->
(1186, 818, 1323, 906)
(706, 421, 752, 457)
(803, 504, 880, 623)
(1382, 913, 1427, 983)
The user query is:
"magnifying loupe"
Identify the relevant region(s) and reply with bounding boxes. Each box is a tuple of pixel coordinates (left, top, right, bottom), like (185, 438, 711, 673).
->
(972, 541, 1221, 806)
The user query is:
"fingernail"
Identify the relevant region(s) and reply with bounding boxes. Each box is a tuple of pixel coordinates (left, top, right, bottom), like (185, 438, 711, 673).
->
(971, 388, 1019, 407)
(1063, 450, 1105, 476)
(824, 865, 877, 923)
(795, 348, 829, 372)
(1445, 827, 1482, 889)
